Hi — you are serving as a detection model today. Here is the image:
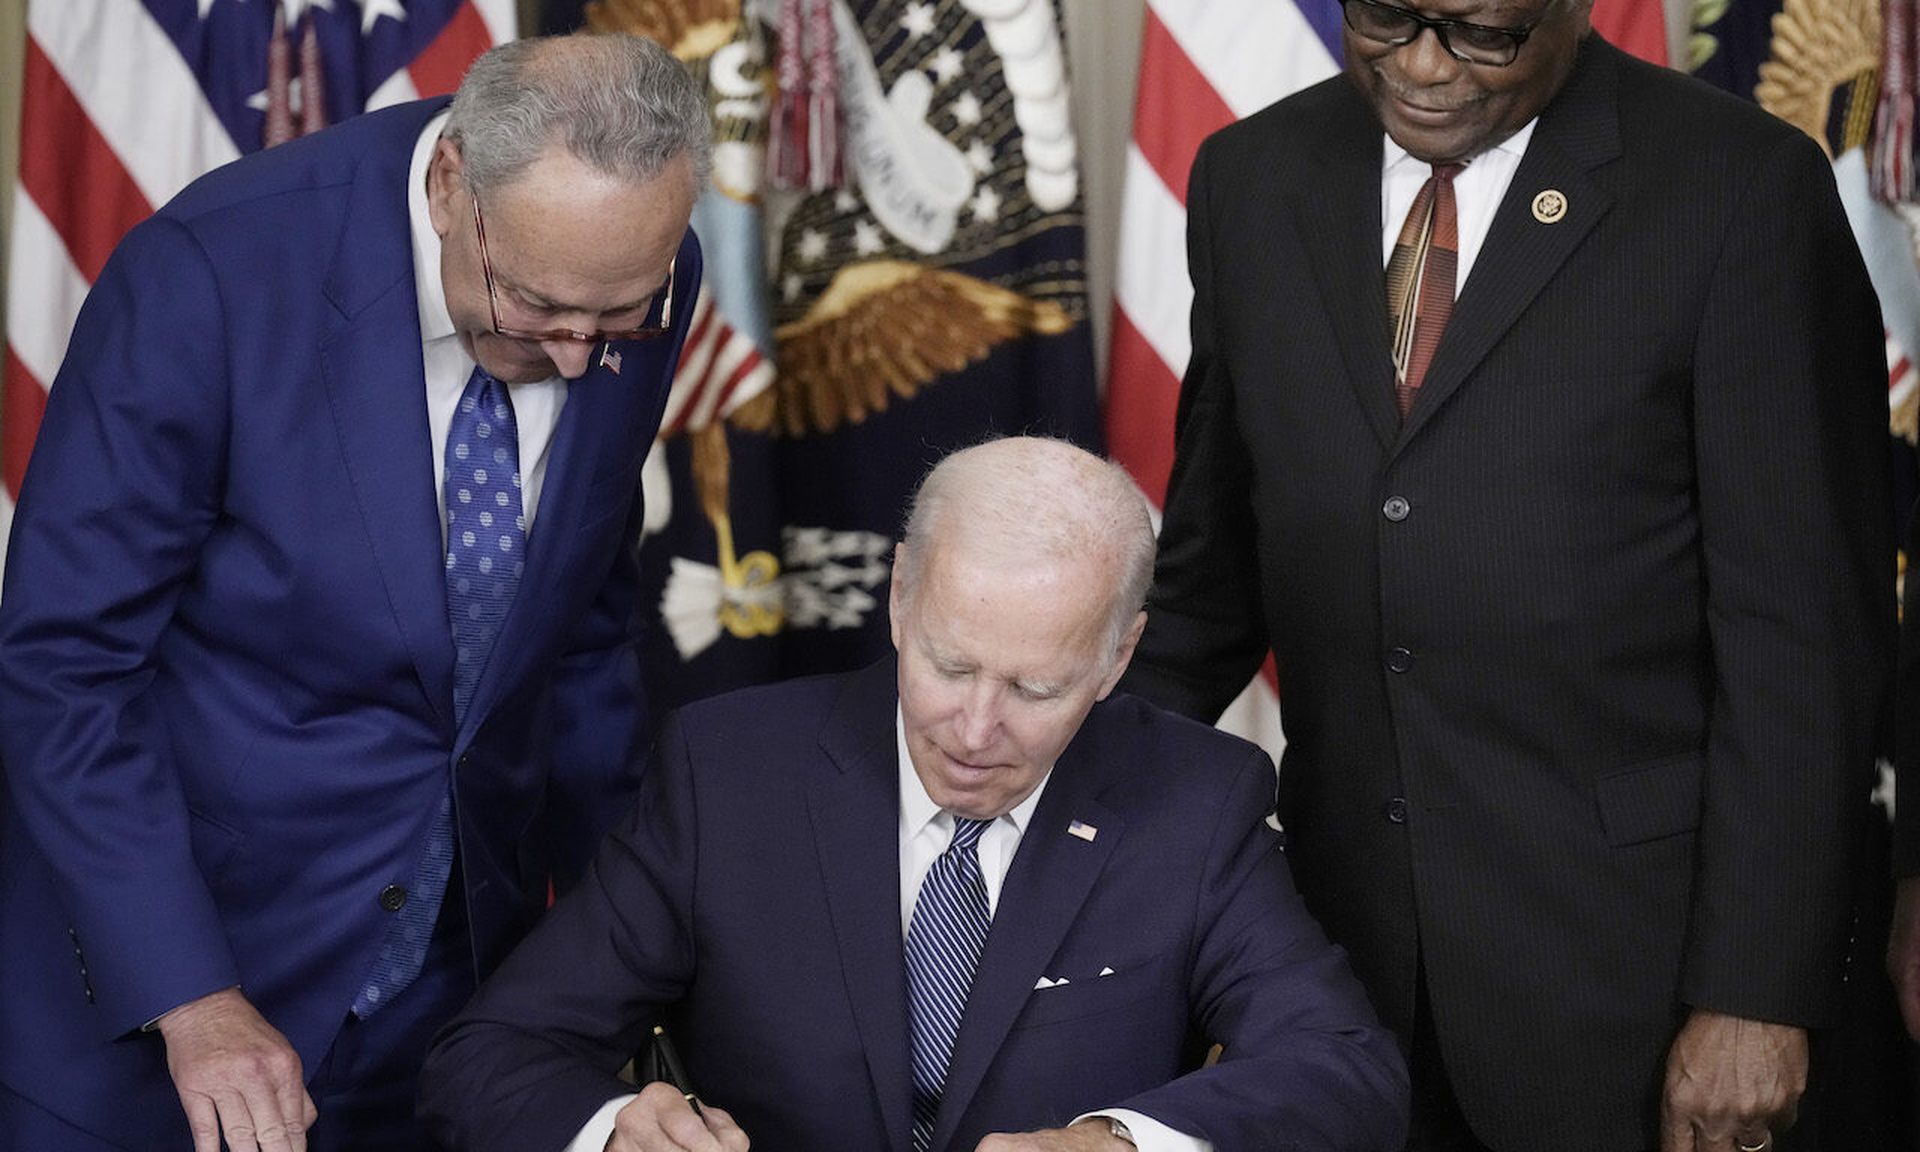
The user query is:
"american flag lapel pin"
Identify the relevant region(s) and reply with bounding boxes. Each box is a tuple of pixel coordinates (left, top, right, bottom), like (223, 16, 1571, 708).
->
(598, 345, 622, 373)
(1067, 819, 1097, 842)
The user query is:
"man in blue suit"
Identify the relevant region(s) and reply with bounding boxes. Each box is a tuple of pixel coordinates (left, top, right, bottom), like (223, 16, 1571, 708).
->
(0, 33, 709, 1152)
(418, 437, 1408, 1152)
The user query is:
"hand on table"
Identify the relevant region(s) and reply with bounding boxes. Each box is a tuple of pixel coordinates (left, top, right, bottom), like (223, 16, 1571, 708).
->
(606, 1080, 749, 1151)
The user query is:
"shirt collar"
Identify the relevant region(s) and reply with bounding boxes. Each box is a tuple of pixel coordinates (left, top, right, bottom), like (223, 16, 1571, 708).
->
(409, 110, 456, 345)
(895, 704, 1050, 841)
(1382, 117, 1538, 175)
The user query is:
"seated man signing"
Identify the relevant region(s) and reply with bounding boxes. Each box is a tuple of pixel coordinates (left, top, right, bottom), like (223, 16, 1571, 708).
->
(418, 437, 1407, 1152)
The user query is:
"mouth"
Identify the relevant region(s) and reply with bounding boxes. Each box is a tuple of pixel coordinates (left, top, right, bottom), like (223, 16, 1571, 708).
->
(1389, 92, 1470, 124)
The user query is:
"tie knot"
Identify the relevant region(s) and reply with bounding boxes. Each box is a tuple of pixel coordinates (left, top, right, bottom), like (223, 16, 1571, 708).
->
(948, 817, 992, 852)
(1431, 161, 1466, 182)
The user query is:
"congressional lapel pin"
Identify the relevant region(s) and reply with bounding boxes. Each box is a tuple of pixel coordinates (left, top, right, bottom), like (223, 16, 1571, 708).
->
(598, 345, 623, 374)
(1067, 819, 1098, 842)
(1531, 189, 1568, 224)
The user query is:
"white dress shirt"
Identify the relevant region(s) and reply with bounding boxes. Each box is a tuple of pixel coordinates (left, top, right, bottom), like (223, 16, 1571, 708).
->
(1379, 119, 1537, 294)
(565, 711, 1209, 1152)
(406, 112, 565, 545)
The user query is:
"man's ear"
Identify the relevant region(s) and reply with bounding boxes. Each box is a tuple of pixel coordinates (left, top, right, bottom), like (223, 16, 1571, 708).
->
(889, 543, 909, 651)
(1095, 610, 1149, 701)
(425, 138, 465, 239)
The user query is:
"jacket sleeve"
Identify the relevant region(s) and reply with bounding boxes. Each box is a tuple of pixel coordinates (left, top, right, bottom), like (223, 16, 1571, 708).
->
(1117, 748, 1410, 1151)
(421, 714, 700, 1152)
(1679, 127, 1897, 1024)
(0, 215, 242, 1037)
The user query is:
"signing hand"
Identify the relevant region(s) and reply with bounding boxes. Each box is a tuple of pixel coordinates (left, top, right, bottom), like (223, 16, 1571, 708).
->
(976, 1118, 1134, 1151)
(1889, 876, 1920, 1041)
(607, 1081, 749, 1152)
(155, 986, 316, 1152)
(1658, 1008, 1805, 1152)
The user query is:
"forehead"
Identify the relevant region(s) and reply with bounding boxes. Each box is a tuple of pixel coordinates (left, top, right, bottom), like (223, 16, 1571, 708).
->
(479, 152, 691, 294)
(1386, 0, 1554, 21)
(907, 548, 1110, 677)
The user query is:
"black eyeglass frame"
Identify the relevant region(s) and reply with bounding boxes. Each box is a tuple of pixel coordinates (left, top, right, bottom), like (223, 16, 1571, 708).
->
(471, 193, 675, 345)
(1338, 0, 1543, 66)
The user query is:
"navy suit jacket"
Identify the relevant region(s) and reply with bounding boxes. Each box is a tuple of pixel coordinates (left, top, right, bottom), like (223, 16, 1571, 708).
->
(419, 657, 1408, 1152)
(0, 98, 701, 1144)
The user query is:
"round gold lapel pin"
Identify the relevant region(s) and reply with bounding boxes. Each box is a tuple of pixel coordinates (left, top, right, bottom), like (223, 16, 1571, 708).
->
(1532, 189, 1568, 224)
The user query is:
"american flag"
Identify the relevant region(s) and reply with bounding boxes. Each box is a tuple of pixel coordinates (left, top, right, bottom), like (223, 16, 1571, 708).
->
(1104, 0, 1344, 761)
(1, 0, 516, 583)
(1103, 0, 1669, 762)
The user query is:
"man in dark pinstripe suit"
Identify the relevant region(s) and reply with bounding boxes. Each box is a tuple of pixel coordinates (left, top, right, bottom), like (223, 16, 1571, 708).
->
(1120, 2, 1897, 1150)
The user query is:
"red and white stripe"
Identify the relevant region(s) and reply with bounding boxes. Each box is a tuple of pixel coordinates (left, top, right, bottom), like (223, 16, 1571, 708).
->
(1, 0, 513, 585)
(657, 287, 776, 439)
(1106, 1, 1338, 763)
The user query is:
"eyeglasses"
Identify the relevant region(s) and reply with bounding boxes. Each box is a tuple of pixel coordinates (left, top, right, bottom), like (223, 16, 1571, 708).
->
(471, 194, 674, 344)
(1339, 0, 1541, 66)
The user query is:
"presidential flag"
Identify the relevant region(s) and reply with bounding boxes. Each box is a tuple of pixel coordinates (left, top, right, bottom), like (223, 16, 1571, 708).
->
(1, 0, 515, 587)
(568, 0, 1101, 710)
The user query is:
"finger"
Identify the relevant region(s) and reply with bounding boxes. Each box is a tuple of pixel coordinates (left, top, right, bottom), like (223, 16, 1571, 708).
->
(178, 1092, 223, 1152)
(659, 1101, 724, 1152)
(273, 1076, 313, 1152)
(238, 1068, 299, 1152)
(696, 1104, 750, 1152)
(210, 1086, 264, 1152)
(1897, 973, 1920, 1043)
(1658, 1101, 1696, 1152)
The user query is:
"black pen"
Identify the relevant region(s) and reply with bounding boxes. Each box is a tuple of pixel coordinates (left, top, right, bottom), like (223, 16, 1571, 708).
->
(652, 1023, 703, 1114)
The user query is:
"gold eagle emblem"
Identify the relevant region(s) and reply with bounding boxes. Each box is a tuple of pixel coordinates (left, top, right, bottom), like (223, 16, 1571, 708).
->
(731, 259, 1073, 438)
(1754, 0, 1881, 156)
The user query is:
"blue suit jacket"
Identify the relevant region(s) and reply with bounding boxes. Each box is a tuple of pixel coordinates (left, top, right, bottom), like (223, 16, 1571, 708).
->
(0, 98, 701, 1144)
(419, 658, 1409, 1152)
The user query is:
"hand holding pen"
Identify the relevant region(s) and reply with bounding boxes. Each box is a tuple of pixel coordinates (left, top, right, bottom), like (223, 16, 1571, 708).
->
(604, 1025, 750, 1152)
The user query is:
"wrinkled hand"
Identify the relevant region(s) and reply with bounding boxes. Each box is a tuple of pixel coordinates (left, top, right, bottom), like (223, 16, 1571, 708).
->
(1889, 876, 1920, 1041)
(975, 1118, 1132, 1152)
(607, 1081, 749, 1152)
(155, 987, 316, 1152)
(1659, 1008, 1805, 1152)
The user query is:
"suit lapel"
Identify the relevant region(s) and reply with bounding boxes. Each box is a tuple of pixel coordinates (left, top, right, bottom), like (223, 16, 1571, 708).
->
(807, 661, 916, 1152)
(929, 746, 1123, 1152)
(1398, 37, 1623, 443)
(319, 103, 457, 734)
(1291, 85, 1401, 450)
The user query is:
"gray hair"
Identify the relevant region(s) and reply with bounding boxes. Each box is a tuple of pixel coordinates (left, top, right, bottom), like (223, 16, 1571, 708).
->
(897, 437, 1157, 662)
(444, 34, 713, 200)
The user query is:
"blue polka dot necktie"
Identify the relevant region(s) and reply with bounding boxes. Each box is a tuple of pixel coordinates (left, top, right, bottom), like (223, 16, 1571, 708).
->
(905, 816, 994, 1152)
(353, 366, 524, 1018)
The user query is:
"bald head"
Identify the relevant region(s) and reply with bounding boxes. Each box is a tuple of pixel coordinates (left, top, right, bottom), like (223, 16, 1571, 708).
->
(896, 437, 1156, 657)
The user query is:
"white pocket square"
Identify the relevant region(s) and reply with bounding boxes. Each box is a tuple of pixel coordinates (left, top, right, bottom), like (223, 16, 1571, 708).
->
(1033, 975, 1072, 989)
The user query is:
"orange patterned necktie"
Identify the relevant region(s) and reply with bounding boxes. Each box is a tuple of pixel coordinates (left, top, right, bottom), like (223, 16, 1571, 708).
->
(1386, 162, 1465, 417)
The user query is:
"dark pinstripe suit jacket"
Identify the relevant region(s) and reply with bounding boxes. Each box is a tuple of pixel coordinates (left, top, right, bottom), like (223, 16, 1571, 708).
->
(1121, 33, 1896, 1152)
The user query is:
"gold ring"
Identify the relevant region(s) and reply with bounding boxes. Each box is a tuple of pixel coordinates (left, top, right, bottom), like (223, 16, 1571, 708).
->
(1736, 1137, 1770, 1152)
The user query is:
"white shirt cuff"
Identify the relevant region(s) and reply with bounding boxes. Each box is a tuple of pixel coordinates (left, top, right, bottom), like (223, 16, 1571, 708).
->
(564, 1094, 639, 1152)
(1073, 1107, 1213, 1152)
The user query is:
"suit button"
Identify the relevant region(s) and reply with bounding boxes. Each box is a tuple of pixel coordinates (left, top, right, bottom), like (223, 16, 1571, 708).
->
(1386, 646, 1414, 673)
(379, 884, 408, 912)
(1382, 496, 1411, 522)
(1385, 798, 1408, 824)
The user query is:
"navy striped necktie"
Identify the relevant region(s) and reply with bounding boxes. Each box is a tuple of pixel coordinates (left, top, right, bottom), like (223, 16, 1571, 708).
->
(905, 815, 994, 1151)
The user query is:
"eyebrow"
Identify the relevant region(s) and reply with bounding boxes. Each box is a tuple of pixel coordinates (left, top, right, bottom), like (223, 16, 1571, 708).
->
(506, 279, 660, 318)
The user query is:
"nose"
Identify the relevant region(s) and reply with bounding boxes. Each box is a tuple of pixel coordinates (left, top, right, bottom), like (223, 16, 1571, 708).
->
(952, 682, 1002, 751)
(1396, 25, 1463, 83)
(541, 339, 597, 380)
